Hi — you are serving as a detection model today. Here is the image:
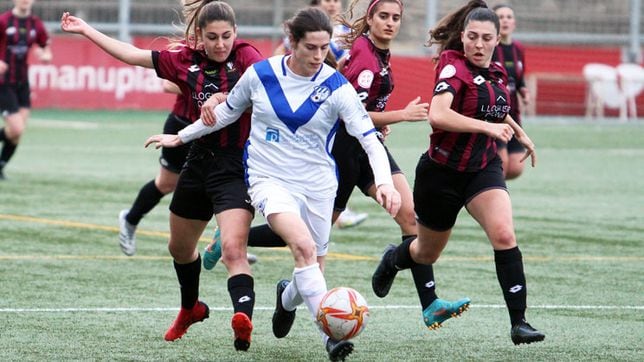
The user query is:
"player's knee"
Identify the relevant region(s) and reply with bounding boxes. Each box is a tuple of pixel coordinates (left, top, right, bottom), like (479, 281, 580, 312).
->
(490, 229, 516, 249)
(289, 240, 317, 264)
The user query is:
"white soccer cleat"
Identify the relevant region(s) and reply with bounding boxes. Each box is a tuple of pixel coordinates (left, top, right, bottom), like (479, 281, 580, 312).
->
(335, 208, 368, 229)
(118, 209, 137, 256)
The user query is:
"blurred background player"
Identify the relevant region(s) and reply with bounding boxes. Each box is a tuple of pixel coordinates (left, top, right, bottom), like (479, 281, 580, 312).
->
(61, 0, 263, 350)
(492, 3, 530, 180)
(0, 0, 51, 180)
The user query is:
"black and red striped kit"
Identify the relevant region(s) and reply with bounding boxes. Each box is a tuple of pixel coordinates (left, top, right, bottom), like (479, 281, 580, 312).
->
(0, 10, 49, 85)
(492, 40, 526, 124)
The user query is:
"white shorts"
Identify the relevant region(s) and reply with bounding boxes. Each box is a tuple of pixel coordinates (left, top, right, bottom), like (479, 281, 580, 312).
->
(248, 179, 333, 256)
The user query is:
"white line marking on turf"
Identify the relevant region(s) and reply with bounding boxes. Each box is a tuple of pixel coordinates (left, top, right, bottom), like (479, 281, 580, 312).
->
(0, 304, 642, 313)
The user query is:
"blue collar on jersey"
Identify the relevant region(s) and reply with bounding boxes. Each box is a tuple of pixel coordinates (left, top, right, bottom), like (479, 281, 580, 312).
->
(254, 58, 347, 134)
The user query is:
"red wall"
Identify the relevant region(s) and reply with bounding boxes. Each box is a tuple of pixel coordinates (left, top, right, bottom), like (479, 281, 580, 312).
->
(29, 36, 643, 117)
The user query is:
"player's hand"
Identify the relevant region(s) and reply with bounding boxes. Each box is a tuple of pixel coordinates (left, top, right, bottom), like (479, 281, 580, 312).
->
(60, 12, 88, 34)
(144, 134, 183, 149)
(488, 123, 514, 143)
(516, 133, 537, 167)
(0, 60, 7, 75)
(375, 183, 401, 217)
(402, 96, 429, 122)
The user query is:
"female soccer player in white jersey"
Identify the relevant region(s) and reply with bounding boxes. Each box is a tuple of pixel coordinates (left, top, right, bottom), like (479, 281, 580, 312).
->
(146, 7, 401, 361)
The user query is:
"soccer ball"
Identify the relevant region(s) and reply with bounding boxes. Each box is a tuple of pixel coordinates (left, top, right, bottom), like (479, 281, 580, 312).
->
(316, 287, 369, 341)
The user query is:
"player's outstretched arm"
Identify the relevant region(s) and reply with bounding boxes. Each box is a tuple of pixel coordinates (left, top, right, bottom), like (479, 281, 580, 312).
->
(144, 134, 183, 149)
(60, 12, 153, 68)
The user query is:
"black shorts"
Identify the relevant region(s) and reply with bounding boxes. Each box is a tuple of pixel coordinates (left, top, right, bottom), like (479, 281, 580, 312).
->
(0, 83, 30, 115)
(159, 113, 192, 174)
(413, 153, 506, 231)
(169, 143, 254, 221)
(496, 135, 525, 154)
(332, 127, 402, 212)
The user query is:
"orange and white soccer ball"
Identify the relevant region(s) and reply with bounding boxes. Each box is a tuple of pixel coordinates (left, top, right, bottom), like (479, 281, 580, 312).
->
(316, 287, 370, 341)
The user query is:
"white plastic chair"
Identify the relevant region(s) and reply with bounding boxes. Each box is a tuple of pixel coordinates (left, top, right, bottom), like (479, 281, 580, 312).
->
(582, 63, 627, 121)
(616, 63, 644, 120)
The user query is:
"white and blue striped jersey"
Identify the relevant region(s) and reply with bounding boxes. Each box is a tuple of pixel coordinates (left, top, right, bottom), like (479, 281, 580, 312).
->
(179, 55, 392, 198)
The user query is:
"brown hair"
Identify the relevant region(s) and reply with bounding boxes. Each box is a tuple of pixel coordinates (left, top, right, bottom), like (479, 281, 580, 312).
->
(182, 0, 236, 49)
(427, 0, 499, 55)
(340, 0, 403, 49)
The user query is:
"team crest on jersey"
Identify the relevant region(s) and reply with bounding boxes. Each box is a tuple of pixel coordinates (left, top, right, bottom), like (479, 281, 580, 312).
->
(310, 85, 331, 103)
(29, 29, 36, 39)
(357, 70, 374, 89)
(439, 64, 456, 79)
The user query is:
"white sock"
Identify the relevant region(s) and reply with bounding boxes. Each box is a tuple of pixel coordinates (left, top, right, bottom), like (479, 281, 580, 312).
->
(292, 263, 327, 321)
(281, 278, 303, 312)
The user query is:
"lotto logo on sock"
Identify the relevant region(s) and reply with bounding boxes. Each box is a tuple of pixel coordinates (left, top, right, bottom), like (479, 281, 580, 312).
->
(509, 285, 523, 293)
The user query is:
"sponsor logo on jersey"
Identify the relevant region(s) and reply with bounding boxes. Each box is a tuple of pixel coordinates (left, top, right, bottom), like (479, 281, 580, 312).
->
(357, 70, 374, 89)
(265, 127, 280, 142)
(310, 85, 331, 103)
(439, 64, 456, 79)
(473, 75, 486, 85)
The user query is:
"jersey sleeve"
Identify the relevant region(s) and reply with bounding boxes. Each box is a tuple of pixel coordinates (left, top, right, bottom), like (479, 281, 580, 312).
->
(34, 17, 50, 47)
(432, 52, 467, 97)
(152, 49, 182, 83)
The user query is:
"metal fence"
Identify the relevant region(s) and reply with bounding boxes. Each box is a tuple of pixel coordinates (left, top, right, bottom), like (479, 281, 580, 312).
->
(4, 0, 642, 59)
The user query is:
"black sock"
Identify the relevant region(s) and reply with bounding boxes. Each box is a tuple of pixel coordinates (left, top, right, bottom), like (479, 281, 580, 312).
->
(127, 180, 166, 225)
(247, 224, 287, 247)
(494, 246, 527, 325)
(228, 274, 255, 319)
(173, 255, 202, 309)
(393, 236, 416, 270)
(0, 139, 17, 164)
(405, 234, 438, 310)
(0, 128, 5, 142)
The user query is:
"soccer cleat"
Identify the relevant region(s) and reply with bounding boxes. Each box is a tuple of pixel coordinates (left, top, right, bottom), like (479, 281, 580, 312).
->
(203, 227, 259, 270)
(335, 208, 368, 229)
(326, 338, 354, 362)
(118, 209, 137, 256)
(371, 244, 398, 298)
(272, 279, 296, 338)
(511, 320, 545, 345)
(231, 312, 253, 351)
(164, 301, 209, 341)
(203, 227, 222, 270)
(246, 252, 258, 265)
(422, 297, 471, 330)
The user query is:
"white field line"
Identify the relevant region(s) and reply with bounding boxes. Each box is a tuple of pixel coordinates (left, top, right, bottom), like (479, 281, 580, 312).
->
(0, 304, 642, 313)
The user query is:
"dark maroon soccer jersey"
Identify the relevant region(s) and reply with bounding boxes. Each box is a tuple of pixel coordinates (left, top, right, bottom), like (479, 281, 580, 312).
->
(429, 50, 510, 172)
(152, 40, 263, 150)
(492, 40, 526, 123)
(341, 34, 393, 113)
(0, 10, 49, 85)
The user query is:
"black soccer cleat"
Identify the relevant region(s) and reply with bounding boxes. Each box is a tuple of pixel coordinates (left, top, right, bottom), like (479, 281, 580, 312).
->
(511, 320, 545, 345)
(272, 279, 296, 338)
(371, 244, 398, 298)
(326, 338, 354, 362)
